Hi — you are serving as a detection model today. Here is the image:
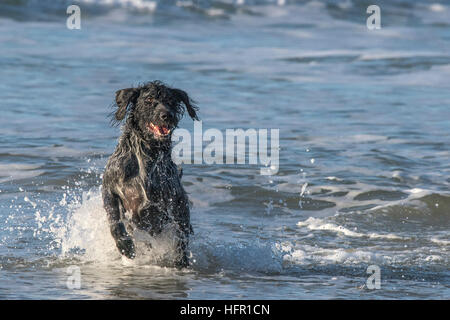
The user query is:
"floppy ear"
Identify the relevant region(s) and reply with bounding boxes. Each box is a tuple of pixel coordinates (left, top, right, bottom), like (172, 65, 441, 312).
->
(115, 88, 139, 121)
(171, 88, 199, 121)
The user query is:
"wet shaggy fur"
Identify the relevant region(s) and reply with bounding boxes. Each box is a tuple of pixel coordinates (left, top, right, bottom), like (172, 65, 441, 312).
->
(102, 81, 198, 268)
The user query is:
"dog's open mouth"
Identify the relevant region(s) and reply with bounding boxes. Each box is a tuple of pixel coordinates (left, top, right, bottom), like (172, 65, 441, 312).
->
(147, 122, 171, 137)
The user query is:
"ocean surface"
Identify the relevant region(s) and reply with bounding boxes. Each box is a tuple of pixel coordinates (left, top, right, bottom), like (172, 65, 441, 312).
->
(0, 0, 449, 299)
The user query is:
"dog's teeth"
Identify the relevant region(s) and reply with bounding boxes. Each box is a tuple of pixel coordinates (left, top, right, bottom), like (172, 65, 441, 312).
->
(147, 122, 170, 136)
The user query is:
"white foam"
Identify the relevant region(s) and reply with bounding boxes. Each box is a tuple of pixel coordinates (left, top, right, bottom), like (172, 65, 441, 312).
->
(430, 237, 450, 246)
(407, 188, 431, 196)
(276, 241, 448, 266)
(326, 176, 342, 181)
(425, 255, 443, 262)
(297, 217, 405, 240)
(53, 188, 119, 263)
(318, 248, 379, 264)
(206, 9, 226, 17)
(430, 3, 446, 12)
(78, 0, 157, 11)
(276, 242, 388, 265)
(50, 188, 197, 267)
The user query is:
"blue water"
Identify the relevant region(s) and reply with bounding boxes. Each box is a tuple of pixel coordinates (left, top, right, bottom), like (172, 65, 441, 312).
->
(0, 0, 449, 299)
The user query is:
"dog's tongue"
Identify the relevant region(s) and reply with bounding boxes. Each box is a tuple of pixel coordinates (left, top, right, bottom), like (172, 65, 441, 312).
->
(158, 126, 169, 135)
(148, 123, 170, 136)
(158, 127, 169, 135)
(153, 125, 169, 135)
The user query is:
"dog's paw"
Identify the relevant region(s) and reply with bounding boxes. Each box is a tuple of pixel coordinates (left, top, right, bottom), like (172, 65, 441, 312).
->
(117, 236, 136, 259)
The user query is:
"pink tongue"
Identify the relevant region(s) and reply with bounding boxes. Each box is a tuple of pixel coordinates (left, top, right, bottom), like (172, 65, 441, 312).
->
(160, 126, 169, 135)
(155, 125, 168, 135)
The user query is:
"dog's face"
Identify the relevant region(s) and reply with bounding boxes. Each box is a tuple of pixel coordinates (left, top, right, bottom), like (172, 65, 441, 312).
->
(133, 89, 182, 141)
(114, 81, 198, 142)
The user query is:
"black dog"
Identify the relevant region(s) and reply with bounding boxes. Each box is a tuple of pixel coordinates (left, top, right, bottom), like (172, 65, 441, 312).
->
(102, 81, 198, 268)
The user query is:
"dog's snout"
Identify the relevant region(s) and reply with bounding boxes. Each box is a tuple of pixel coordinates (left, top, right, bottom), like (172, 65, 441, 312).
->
(160, 112, 168, 121)
(154, 104, 173, 122)
(159, 109, 175, 123)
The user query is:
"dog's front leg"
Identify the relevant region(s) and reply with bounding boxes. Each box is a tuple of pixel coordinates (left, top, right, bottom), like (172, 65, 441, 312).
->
(174, 232, 189, 269)
(174, 215, 191, 268)
(102, 189, 136, 259)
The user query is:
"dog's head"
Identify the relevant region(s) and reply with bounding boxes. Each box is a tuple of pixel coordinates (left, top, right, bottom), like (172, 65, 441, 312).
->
(113, 81, 199, 141)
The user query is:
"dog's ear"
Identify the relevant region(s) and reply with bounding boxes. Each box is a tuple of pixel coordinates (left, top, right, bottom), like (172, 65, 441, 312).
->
(115, 88, 139, 121)
(171, 88, 199, 121)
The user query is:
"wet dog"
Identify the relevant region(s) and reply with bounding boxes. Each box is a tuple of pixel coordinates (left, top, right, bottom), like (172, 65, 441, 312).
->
(102, 81, 198, 268)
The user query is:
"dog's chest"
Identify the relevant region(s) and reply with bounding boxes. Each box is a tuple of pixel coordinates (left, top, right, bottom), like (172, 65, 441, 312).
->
(145, 158, 183, 201)
(119, 153, 183, 214)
